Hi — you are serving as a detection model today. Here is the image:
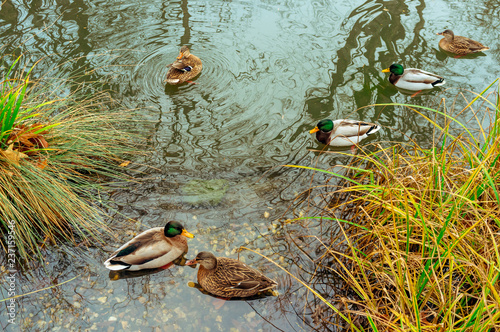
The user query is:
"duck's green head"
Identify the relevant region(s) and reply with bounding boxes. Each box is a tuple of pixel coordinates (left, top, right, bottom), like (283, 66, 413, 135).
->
(382, 63, 404, 75)
(164, 221, 194, 238)
(310, 119, 334, 134)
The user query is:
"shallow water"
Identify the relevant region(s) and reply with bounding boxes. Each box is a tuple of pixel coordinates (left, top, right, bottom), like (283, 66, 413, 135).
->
(0, 0, 499, 331)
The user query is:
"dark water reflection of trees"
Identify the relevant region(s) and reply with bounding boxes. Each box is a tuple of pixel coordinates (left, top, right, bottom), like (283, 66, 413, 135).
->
(1, 0, 498, 331)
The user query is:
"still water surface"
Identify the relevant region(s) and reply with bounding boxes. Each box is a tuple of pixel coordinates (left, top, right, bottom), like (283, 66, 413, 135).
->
(0, 0, 499, 331)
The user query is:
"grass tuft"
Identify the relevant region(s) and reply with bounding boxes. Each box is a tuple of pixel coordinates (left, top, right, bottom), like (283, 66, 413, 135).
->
(0, 56, 142, 262)
(284, 82, 500, 331)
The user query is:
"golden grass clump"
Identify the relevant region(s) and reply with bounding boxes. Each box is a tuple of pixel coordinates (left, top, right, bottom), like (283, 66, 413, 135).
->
(0, 56, 141, 262)
(285, 82, 500, 331)
(337, 138, 500, 331)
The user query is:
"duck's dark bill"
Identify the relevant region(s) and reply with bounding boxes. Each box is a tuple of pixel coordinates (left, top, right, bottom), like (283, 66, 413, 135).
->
(185, 259, 197, 266)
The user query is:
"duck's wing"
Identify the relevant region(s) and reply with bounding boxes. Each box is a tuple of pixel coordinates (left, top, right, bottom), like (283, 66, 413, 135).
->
(333, 120, 381, 138)
(402, 68, 444, 84)
(455, 36, 490, 52)
(216, 258, 278, 291)
(105, 228, 173, 267)
(168, 59, 193, 72)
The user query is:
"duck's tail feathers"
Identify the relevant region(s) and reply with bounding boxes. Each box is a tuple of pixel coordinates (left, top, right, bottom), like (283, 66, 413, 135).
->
(104, 257, 131, 271)
(366, 124, 382, 136)
(164, 78, 180, 85)
(432, 78, 446, 87)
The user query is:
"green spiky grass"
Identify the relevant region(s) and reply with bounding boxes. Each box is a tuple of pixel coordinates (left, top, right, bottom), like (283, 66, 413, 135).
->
(0, 56, 142, 262)
(285, 81, 500, 331)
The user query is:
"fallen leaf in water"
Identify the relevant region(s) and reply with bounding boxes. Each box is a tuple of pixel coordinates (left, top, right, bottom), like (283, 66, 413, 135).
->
(119, 160, 131, 167)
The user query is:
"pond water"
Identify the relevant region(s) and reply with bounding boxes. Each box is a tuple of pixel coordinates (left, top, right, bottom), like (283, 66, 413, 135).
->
(0, 0, 499, 331)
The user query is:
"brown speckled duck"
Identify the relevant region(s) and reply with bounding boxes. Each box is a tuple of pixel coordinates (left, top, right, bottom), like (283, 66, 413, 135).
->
(165, 46, 202, 85)
(185, 251, 278, 298)
(437, 30, 489, 55)
(104, 221, 194, 271)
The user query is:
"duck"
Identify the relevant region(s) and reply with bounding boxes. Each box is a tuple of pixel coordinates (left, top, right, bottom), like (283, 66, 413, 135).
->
(165, 46, 202, 85)
(437, 29, 489, 56)
(382, 63, 445, 91)
(104, 221, 194, 271)
(185, 251, 278, 298)
(309, 119, 381, 147)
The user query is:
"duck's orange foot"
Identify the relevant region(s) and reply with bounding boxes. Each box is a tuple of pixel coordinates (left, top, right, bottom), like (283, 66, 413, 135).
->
(454, 54, 466, 59)
(410, 90, 422, 98)
(159, 262, 173, 270)
(350, 145, 356, 154)
(212, 297, 229, 309)
(187, 81, 198, 84)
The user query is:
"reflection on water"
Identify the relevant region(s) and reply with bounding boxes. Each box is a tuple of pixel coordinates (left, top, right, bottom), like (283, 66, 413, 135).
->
(0, 0, 499, 331)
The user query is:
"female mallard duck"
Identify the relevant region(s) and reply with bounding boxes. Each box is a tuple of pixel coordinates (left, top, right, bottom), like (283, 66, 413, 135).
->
(309, 119, 381, 147)
(165, 46, 202, 85)
(104, 221, 194, 271)
(382, 63, 445, 91)
(185, 251, 278, 298)
(437, 29, 489, 56)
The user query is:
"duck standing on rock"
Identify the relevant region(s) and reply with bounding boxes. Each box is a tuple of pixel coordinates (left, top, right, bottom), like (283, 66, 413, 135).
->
(437, 29, 489, 56)
(185, 251, 278, 298)
(165, 46, 202, 85)
(104, 221, 194, 271)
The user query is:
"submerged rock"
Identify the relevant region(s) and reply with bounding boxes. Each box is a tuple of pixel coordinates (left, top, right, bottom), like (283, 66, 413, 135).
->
(181, 179, 229, 206)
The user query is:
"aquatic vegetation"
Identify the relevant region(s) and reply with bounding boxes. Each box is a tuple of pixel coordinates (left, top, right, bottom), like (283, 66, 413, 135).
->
(0, 56, 141, 262)
(181, 179, 229, 206)
(285, 81, 500, 331)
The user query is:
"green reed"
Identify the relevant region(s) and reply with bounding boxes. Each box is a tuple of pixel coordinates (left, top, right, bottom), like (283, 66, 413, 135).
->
(0, 56, 142, 262)
(285, 80, 500, 331)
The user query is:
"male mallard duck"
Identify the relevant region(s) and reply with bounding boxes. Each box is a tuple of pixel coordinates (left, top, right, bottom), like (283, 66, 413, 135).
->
(185, 251, 278, 298)
(309, 119, 381, 147)
(382, 63, 445, 91)
(104, 221, 194, 271)
(437, 29, 489, 55)
(165, 46, 202, 85)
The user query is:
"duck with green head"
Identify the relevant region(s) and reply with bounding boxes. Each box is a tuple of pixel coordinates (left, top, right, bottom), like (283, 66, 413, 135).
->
(382, 63, 445, 91)
(104, 221, 194, 271)
(309, 119, 381, 147)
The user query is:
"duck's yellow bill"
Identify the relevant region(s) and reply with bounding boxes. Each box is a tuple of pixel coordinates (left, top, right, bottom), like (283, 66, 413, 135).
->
(381, 68, 390, 73)
(182, 229, 195, 238)
(177, 52, 184, 59)
(309, 127, 319, 134)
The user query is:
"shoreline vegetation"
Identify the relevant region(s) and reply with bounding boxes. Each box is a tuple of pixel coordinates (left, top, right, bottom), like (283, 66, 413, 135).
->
(0, 56, 141, 262)
(284, 81, 500, 331)
(2, 52, 499, 331)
